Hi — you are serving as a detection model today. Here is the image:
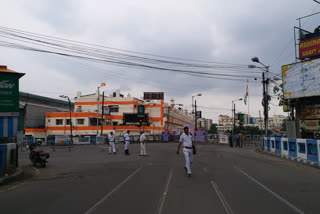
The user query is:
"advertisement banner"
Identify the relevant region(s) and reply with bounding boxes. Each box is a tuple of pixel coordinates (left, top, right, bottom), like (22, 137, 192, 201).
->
(301, 105, 320, 120)
(0, 73, 19, 112)
(282, 58, 320, 99)
(300, 120, 320, 131)
(299, 36, 320, 59)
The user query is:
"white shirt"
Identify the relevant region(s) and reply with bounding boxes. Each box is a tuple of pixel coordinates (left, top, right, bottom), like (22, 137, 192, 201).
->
(108, 135, 114, 142)
(140, 134, 146, 142)
(179, 133, 193, 147)
(124, 133, 130, 141)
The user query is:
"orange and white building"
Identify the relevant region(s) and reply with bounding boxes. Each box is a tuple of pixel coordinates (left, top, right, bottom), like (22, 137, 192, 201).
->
(25, 90, 194, 137)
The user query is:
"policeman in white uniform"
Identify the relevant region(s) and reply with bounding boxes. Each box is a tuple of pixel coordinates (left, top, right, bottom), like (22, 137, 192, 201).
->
(140, 131, 147, 156)
(124, 130, 130, 155)
(177, 127, 197, 177)
(108, 132, 116, 154)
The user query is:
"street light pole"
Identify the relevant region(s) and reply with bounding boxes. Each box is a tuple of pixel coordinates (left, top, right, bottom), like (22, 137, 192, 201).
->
(96, 83, 106, 136)
(231, 98, 243, 135)
(60, 95, 73, 145)
(192, 93, 201, 130)
(251, 57, 269, 137)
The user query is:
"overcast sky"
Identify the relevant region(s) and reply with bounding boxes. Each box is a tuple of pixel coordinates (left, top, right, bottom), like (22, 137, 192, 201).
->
(0, 0, 319, 122)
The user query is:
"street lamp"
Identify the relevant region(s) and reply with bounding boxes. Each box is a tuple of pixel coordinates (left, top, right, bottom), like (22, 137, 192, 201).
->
(60, 95, 73, 146)
(232, 98, 243, 135)
(167, 104, 183, 131)
(97, 83, 106, 136)
(250, 57, 269, 137)
(192, 94, 201, 130)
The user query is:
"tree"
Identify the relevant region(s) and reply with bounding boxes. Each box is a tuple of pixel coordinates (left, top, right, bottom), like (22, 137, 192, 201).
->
(273, 83, 284, 106)
(208, 124, 217, 134)
(281, 120, 287, 132)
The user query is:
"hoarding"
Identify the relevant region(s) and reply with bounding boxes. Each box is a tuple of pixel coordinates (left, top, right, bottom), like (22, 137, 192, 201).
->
(299, 36, 320, 59)
(0, 73, 19, 112)
(300, 120, 320, 131)
(282, 58, 320, 99)
(143, 92, 164, 100)
(301, 105, 320, 120)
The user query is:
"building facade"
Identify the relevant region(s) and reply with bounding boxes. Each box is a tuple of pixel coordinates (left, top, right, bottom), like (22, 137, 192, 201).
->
(26, 90, 194, 137)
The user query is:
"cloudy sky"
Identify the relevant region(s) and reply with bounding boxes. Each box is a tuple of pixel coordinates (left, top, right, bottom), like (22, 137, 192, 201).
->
(0, 0, 319, 122)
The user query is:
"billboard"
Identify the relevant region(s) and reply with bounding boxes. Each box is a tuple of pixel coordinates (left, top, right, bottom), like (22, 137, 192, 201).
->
(143, 92, 164, 100)
(299, 36, 320, 59)
(301, 105, 320, 120)
(0, 73, 19, 112)
(300, 120, 320, 131)
(282, 58, 320, 99)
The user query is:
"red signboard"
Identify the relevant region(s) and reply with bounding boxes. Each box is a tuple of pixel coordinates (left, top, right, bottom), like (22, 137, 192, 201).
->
(299, 37, 320, 59)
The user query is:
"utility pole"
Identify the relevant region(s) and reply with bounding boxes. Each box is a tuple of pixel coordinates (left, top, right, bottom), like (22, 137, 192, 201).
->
(195, 99, 197, 130)
(233, 103, 236, 131)
(262, 72, 268, 137)
(96, 88, 100, 136)
(101, 91, 104, 135)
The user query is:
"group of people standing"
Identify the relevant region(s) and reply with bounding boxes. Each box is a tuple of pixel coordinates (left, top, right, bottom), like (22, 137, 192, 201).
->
(105, 130, 147, 156)
(228, 133, 244, 148)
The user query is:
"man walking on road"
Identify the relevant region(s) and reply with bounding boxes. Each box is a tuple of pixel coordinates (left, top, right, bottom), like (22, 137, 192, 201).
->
(124, 130, 130, 155)
(108, 132, 116, 154)
(140, 131, 147, 156)
(176, 127, 197, 177)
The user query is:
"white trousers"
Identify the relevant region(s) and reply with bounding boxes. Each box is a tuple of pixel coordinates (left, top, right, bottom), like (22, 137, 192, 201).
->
(125, 141, 130, 150)
(140, 142, 146, 155)
(183, 148, 193, 174)
(109, 142, 116, 153)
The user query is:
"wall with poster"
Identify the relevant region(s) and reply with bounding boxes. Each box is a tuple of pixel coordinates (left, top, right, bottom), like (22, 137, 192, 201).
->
(282, 58, 320, 99)
(301, 105, 320, 120)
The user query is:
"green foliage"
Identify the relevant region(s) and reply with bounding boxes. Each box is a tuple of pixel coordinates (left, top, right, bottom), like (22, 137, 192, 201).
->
(208, 124, 218, 134)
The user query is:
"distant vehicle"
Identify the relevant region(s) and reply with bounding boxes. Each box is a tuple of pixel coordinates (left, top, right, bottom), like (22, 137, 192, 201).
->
(28, 143, 50, 168)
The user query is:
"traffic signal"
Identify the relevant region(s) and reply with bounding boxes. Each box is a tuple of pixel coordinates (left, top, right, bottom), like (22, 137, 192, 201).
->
(239, 122, 243, 129)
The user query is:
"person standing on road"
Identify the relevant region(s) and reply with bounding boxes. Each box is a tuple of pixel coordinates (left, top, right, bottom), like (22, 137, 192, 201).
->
(235, 134, 240, 148)
(176, 127, 197, 177)
(140, 131, 147, 156)
(229, 134, 233, 147)
(108, 132, 116, 154)
(124, 130, 130, 155)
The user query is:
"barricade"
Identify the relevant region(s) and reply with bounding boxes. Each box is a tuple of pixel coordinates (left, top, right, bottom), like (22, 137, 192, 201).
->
(264, 137, 320, 167)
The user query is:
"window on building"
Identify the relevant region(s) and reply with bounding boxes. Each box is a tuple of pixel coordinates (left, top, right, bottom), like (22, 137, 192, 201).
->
(77, 119, 85, 125)
(56, 119, 63, 125)
(66, 119, 71, 125)
(113, 122, 118, 126)
(76, 106, 82, 112)
(110, 105, 119, 112)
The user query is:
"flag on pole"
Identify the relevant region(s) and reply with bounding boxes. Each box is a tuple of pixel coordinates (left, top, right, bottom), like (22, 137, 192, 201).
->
(244, 82, 248, 105)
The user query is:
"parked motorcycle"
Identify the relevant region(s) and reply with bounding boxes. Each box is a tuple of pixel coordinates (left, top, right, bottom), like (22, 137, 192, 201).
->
(28, 143, 50, 168)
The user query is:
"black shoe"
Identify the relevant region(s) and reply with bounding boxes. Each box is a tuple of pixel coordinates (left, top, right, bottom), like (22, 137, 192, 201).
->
(187, 173, 191, 177)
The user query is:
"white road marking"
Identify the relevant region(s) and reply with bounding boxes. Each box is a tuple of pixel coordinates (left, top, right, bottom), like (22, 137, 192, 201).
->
(84, 167, 142, 214)
(235, 166, 305, 214)
(156, 168, 173, 214)
(210, 180, 234, 214)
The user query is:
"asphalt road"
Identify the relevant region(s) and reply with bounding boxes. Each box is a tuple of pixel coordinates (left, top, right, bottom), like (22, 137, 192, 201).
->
(1, 143, 320, 214)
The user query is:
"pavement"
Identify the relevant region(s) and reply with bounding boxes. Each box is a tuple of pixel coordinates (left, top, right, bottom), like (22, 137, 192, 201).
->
(0, 143, 320, 214)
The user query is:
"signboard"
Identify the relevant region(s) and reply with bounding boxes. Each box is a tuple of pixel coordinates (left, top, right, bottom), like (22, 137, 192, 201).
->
(0, 73, 19, 112)
(282, 58, 320, 99)
(138, 105, 144, 115)
(143, 92, 164, 100)
(300, 120, 320, 131)
(239, 114, 244, 123)
(301, 105, 320, 120)
(195, 111, 202, 118)
(299, 36, 320, 59)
